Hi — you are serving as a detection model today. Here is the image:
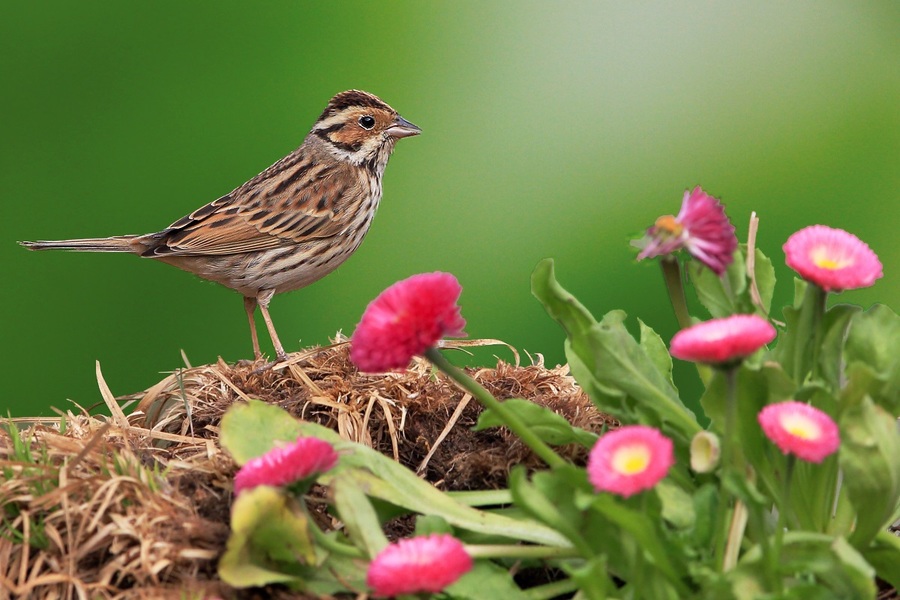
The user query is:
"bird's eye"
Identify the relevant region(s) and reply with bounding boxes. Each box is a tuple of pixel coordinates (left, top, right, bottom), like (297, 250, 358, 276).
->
(358, 115, 376, 130)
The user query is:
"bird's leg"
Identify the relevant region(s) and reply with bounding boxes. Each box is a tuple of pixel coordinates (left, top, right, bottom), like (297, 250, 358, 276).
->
(256, 288, 289, 362)
(243, 296, 262, 360)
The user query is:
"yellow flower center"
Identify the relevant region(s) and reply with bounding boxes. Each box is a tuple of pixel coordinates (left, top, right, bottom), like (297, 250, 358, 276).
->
(654, 215, 683, 236)
(781, 414, 820, 440)
(811, 245, 853, 271)
(612, 444, 651, 475)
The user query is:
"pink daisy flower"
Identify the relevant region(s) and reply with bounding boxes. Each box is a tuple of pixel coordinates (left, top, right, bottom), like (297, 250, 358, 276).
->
(366, 534, 473, 597)
(351, 272, 467, 372)
(587, 425, 675, 498)
(636, 187, 738, 275)
(783, 225, 883, 292)
(233, 436, 338, 495)
(758, 401, 840, 463)
(670, 314, 776, 365)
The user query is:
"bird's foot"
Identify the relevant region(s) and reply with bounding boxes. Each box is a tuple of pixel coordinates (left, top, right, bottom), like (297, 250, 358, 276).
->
(251, 352, 289, 375)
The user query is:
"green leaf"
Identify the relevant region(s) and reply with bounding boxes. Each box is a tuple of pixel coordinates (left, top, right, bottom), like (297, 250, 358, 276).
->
(688, 248, 746, 318)
(414, 514, 454, 536)
(737, 532, 876, 598)
(845, 304, 900, 413)
(220, 400, 304, 464)
(691, 483, 718, 549)
(297, 421, 571, 547)
(861, 529, 900, 591)
(589, 311, 700, 440)
(655, 480, 695, 530)
(589, 494, 690, 595)
(446, 560, 531, 600)
(772, 281, 825, 383)
(331, 472, 389, 557)
(509, 467, 590, 551)
(531, 259, 598, 338)
(222, 402, 570, 549)
(838, 397, 900, 547)
(218, 486, 317, 588)
(533, 259, 700, 442)
(563, 555, 615, 600)
(475, 398, 597, 447)
(751, 247, 776, 316)
(639, 319, 674, 386)
(817, 304, 860, 389)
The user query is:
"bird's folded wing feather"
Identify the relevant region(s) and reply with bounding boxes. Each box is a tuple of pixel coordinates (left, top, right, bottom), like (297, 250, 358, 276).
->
(144, 158, 359, 257)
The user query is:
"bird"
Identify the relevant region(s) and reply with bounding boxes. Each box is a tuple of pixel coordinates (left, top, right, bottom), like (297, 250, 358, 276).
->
(20, 89, 421, 363)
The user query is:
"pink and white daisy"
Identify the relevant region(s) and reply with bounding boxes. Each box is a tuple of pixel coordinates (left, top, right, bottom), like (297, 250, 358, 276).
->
(636, 187, 738, 275)
(233, 436, 338, 495)
(366, 534, 473, 597)
(351, 272, 467, 372)
(670, 314, 776, 365)
(758, 401, 840, 463)
(783, 225, 883, 292)
(587, 425, 674, 498)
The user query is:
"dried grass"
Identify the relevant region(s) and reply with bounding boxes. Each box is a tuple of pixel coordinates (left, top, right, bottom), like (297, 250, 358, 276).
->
(0, 338, 614, 599)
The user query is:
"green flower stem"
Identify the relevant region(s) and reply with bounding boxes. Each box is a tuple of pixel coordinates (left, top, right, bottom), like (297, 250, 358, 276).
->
(746, 498, 778, 591)
(465, 544, 579, 560)
(425, 348, 566, 469)
(660, 257, 693, 330)
(714, 367, 740, 571)
(309, 522, 365, 558)
(809, 285, 827, 381)
(660, 258, 712, 386)
(773, 455, 796, 594)
(522, 578, 580, 600)
(792, 283, 827, 381)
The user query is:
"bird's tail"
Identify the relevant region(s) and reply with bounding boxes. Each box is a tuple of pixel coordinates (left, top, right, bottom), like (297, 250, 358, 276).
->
(19, 235, 142, 253)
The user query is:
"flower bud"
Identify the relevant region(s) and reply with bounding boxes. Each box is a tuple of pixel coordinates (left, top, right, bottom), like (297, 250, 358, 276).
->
(690, 431, 721, 473)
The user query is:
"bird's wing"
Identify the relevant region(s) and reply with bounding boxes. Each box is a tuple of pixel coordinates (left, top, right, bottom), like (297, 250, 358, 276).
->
(143, 153, 364, 257)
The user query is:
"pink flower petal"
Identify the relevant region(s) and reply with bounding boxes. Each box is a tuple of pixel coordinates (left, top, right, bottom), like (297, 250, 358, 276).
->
(367, 534, 473, 597)
(783, 225, 883, 292)
(351, 272, 467, 372)
(670, 314, 776, 365)
(758, 401, 840, 463)
(587, 425, 674, 497)
(233, 436, 338, 495)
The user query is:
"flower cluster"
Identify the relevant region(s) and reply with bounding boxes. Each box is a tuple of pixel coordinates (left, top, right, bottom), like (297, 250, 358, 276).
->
(220, 186, 893, 598)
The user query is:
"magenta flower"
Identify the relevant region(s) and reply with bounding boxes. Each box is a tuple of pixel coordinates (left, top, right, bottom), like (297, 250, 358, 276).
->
(587, 425, 675, 498)
(758, 401, 840, 463)
(351, 272, 467, 372)
(670, 314, 776, 365)
(233, 436, 338, 495)
(366, 534, 473, 597)
(783, 225, 883, 292)
(636, 187, 738, 275)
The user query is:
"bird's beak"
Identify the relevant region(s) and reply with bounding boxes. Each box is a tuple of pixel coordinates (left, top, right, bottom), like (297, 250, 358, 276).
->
(385, 116, 421, 138)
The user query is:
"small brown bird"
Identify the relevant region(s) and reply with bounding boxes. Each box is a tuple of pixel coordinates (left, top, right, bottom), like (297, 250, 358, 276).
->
(21, 90, 420, 362)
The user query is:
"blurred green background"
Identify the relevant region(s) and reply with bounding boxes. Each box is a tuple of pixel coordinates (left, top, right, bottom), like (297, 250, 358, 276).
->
(2, 2, 897, 418)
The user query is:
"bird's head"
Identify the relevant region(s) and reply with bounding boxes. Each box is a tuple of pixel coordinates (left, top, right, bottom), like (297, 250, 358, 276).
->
(311, 90, 420, 168)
